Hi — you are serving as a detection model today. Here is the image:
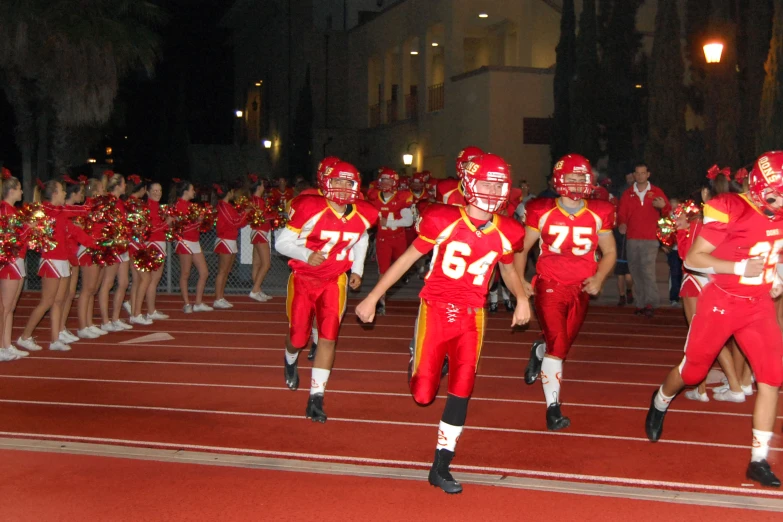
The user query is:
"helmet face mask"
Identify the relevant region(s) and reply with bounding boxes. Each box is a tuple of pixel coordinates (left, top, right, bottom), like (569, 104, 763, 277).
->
(749, 152, 783, 220)
(320, 161, 361, 204)
(553, 154, 594, 201)
(377, 167, 399, 193)
(462, 154, 511, 214)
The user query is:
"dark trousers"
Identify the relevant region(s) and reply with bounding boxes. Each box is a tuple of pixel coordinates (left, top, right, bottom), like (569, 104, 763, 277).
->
(667, 250, 683, 302)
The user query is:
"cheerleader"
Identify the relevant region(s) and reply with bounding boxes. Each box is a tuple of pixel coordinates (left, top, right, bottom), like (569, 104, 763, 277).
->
(248, 175, 273, 302)
(0, 171, 26, 360)
(212, 182, 249, 308)
(75, 179, 109, 339)
(98, 174, 133, 332)
(59, 176, 92, 345)
(171, 179, 212, 313)
(17, 180, 87, 352)
(124, 175, 154, 325)
(143, 181, 169, 321)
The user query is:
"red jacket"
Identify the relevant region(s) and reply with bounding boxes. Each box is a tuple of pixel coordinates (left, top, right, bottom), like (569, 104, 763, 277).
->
(175, 198, 201, 242)
(216, 200, 248, 240)
(146, 200, 169, 242)
(42, 203, 89, 261)
(617, 183, 671, 240)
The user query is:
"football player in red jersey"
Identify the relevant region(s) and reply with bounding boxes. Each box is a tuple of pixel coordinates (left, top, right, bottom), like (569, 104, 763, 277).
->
(356, 153, 530, 494)
(367, 167, 414, 315)
(275, 161, 379, 422)
(645, 152, 783, 488)
(439, 146, 484, 206)
(516, 154, 617, 431)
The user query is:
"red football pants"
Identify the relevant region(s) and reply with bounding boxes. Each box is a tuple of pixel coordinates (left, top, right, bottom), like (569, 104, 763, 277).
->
(410, 299, 486, 404)
(376, 230, 408, 274)
(679, 283, 783, 387)
(285, 272, 347, 348)
(533, 277, 589, 360)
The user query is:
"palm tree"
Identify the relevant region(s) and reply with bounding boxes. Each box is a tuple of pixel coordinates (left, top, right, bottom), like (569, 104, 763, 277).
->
(0, 0, 164, 196)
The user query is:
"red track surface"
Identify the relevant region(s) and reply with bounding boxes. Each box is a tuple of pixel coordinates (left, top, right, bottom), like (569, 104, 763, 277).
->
(3, 295, 783, 518)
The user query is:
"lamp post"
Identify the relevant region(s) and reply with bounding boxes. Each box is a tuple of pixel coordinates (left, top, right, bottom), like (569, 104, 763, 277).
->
(703, 41, 724, 64)
(403, 141, 418, 172)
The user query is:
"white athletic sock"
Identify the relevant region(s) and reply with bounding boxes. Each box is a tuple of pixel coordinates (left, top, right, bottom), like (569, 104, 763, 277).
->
(535, 342, 546, 360)
(500, 285, 510, 301)
(285, 349, 299, 365)
(541, 357, 563, 407)
(436, 421, 463, 453)
(489, 289, 498, 304)
(311, 327, 319, 345)
(654, 385, 675, 411)
(751, 429, 773, 463)
(310, 368, 330, 396)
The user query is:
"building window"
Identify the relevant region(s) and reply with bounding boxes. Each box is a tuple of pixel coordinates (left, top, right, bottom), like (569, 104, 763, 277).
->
(427, 83, 444, 112)
(523, 117, 552, 145)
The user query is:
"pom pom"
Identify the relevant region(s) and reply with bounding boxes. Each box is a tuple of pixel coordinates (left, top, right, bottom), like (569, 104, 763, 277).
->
(0, 214, 23, 266)
(132, 245, 165, 272)
(18, 203, 56, 253)
(234, 197, 265, 228)
(198, 203, 217, 233)
(657, 216, 677, 247)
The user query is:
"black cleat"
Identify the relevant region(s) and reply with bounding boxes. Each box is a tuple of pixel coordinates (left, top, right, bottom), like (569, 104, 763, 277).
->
(617, 296, 627, 307)
(284, 355, 299, 391)
(504, 299, 515, 312)
(524, 341, 544, 385)
(441, 356, 449, 378)
(546, 403, 571, 431)
(645, 390, 667, 442)
(308, 341, 317, 361)
(305, 393, 327, 423)
(747, 460, 781, 487)
(489, 302, 498, 314)
(626, 290, 634, 305)
(428, 449, 462, 494)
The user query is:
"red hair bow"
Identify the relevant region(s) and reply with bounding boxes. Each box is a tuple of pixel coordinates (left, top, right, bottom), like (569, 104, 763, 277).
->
(1, 167, 11, 180)
(127, 174, 142, 185)
(172, 177, 182, 184)
(103, 170, 115, 178)
(706, 165, 731, 180)
(248, 174, 259, 183)
(213, 183, 225, 195)
(78, 175, 88, 183)
(36, 179, 46, 190)
(62, 175, 78, 185)
(734, 168, 749, 182)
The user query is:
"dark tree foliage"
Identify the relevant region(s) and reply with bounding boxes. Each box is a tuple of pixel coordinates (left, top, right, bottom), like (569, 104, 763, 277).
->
(551, 0, 576, 167)
(570, 0, 601, 164)
(758, 0, 783, 153)
(290, 66, 313, 182)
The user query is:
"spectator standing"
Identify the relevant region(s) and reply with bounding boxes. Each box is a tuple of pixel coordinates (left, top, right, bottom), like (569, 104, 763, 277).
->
(618, 163, 670, 317)
(538, 176, 558, 199)
(663, 198, 683, 306)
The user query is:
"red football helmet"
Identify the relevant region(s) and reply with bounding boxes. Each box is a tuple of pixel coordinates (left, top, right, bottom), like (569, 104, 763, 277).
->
(320, 161, 361, 204)
(377, 166, 399, 192)
(456, 146, 484, 178)
(426, 178, 438, 198)
(410, 171, 430, 191)
(553, 154, 594, 200)
(748, 151, 783, 220)
(462, 153, 511, 213)
(316, 156, 341, 184)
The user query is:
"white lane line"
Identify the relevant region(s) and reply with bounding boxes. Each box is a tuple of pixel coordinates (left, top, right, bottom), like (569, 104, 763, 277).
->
(0, 399, 772, 453)
(0, 374, 770, 419)
(0, 437, 779, 509)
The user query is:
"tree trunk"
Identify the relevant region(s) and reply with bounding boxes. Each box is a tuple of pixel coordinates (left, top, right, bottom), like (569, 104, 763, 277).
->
(757, 0, 783, 154)
(551, 0, 576, 167)
(740, 0, 773, 164)
(36, 110, 48, 181)
(21, 142, 33, 202)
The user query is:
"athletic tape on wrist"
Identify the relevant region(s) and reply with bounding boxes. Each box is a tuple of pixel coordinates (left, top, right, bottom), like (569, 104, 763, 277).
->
(733, 259, 749, 277)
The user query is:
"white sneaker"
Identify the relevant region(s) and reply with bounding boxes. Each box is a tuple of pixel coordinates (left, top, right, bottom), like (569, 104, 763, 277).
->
(77, 328, 101, 339)
(101, 322, 120, 333)
(130, 314, 153, 326)
(742, 384, 754, 396)
(16, 336, 42, 351)
(89, 325, 108, 336)
(122, 301, 132, 315)
(213, 298, 233, 309)
(193, 303, 213, 312)
(713, 389, 746, 403)
(7, 346, 29, 358)
(147, 310, 169, 320)
(711, 383, 729, 393)
(0, 348, 19, 361)
(249, 291, 270, 302)
(49, 340, 71, 352)
(258, 292, 272, 300)
(59, 330, 79, 344)
(684, 389, 709, 402)
(113, 319, 133, 330)
(183, 304, 193, 314)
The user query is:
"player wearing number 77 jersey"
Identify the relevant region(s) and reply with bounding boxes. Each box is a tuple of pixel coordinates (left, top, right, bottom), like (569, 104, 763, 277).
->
(516, 154, 617, 431)
(356, 153, 530, 494)
(645, 151, 783, 488)
(275, 161, 379, 423)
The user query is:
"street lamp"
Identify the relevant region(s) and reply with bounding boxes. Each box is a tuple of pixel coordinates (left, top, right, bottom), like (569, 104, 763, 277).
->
(403, 154, 413, 166)
(235, 110, 243, 118)
(703, 41, 724, 64)
(263, 139, 272, 149)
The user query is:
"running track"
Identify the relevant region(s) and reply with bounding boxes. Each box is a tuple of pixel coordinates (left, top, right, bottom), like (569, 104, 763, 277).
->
(2, 295, 782, 520)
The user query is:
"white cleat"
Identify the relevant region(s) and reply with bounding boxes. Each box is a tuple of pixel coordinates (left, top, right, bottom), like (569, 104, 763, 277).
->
(684, 389, 709, 402)
(147, 310, 169, 320)
(77, 328, 101, 339)
(130, 314, 153, 326)
(213, 298, 233, 309)
(193, 303, 213, 312)
(16, 336, 42, 352)
(49, 341, 72, 352)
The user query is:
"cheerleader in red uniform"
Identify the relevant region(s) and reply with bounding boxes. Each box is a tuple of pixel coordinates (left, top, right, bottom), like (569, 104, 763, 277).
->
(171, 179, 212, 313)
(75, 179, 109, 339)
(248, 175, 274, 302)
(143, 181, 169, 321)
(124, 175, 154, 325)
(17, 180, 88, 352)
(213, 182, 250, 308)
(0, 171, 26, 360)
(97, 173, 133, 332)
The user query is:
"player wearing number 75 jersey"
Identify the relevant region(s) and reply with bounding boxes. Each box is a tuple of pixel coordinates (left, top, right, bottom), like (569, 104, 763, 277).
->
(516, 154, 617, 432)
(356, 153, 530, 494)
(645, 151, 783, 488)
(275, 161, 379, 423)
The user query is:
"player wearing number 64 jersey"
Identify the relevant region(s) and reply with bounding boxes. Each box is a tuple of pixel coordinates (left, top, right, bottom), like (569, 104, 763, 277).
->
(275, 161, 379, 423)
(515, 154, 617, 431)
(645, 151, 783, 488)
(356, 153, 530, 494)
